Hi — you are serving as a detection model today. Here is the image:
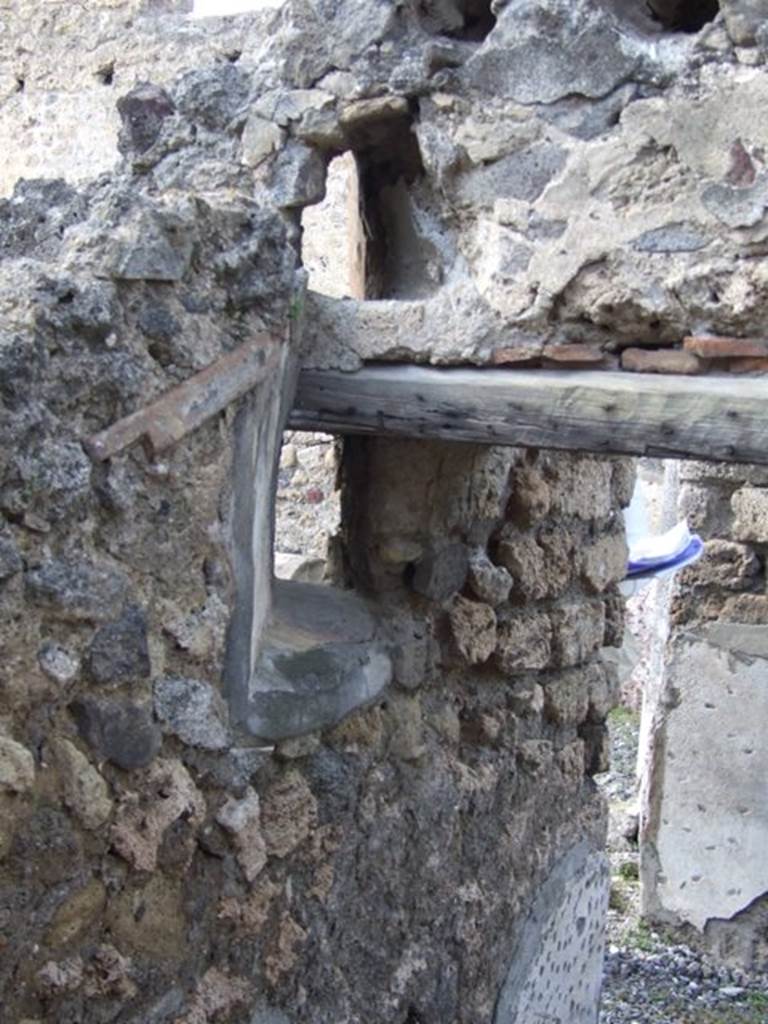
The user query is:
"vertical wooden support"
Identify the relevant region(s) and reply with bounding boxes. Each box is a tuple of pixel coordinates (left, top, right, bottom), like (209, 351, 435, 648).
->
(224, 322, 300, 727)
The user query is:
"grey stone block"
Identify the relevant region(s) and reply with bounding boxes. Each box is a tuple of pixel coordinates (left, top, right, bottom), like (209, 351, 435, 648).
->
(268, 141, 327, 209)
(465, 0, 642, 103)
(412, 542, 469, 602)
(720, 0, 768, 45)
(457, 144, 568, 206)
(174, 64, 250, 130)
(70, 697, 161, 771)
(246, 642, 391, 742)
(631, 222, 710, 253)
(86, 605, 151, 685)
(38, 643, 81, 685)
(0, 533, 22, 581)
(467, 550, 513, 607)
(5, 439, 92, 524)
(25, 558, 129, 623)
(108, 211, 191, 283)
(154, 677, 230, 751)
(117, 83, 176, 155)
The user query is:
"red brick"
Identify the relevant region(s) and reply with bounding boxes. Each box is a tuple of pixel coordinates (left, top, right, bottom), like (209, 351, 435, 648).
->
(683, 335, 768, 358)
(725, 357, 768, 374)
(542, 343, 606, 364)
(621, 348, 703, 375)
(491, 344, 543, 366)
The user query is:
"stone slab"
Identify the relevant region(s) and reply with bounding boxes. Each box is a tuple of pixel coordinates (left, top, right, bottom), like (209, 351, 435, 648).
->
(642, 625, 768, 932)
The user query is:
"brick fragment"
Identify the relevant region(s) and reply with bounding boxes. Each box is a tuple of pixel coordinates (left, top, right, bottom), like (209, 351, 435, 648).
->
(491, 343, 542, 366)
(620, 348, 702, 374)
(723, 357, 768, 374)
(542, 343, 606, 364)
(683, 335, 768, 358)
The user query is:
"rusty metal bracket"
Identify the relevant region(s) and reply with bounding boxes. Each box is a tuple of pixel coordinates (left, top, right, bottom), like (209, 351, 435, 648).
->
(84, 332, 282, 461)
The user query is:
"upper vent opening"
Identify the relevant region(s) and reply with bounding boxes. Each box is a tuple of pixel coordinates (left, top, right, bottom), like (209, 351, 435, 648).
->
(419, 0, 496, 42)
(353, 111, 434, 300)
(301, 110, 442, 303)
(646, 0, 720, 32)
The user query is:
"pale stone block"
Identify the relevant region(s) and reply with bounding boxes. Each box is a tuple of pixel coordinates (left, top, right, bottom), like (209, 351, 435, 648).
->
(641, 625, 768, 934)
(732, 486, 768, 542)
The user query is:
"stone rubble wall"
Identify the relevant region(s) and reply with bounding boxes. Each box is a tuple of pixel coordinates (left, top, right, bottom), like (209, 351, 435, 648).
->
(5, 1, 768, 377)
(0, 0, 766, 1020)
(0, 0, 258, 196)
(639, 459, 768, 970)
(324, 439, 632, 1024)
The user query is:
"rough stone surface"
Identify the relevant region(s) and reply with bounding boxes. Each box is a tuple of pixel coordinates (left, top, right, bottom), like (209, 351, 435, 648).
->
(0, 0, 660, 1018)
(412, 542, 469, 603)
(448, 595, 497, 664)
(25, 559, 129, 622)
(44, 879, 107, 950)
(544, 668, 591, 728)
(581, 531, 629, 594)
(721, 0, 768, 44)
(37, 644, 81, 686)
(86, 605, 151, 685)
(70, 697, 162, 771)
(154, 676, 229, 750)
(495, 612, 552, 673)
(467, 549, 513, 606)
(642, 626, 768, 935)
(0, 532, 22, 581)
(111, 757, 205, 872)
(640, 458, 768, 970)
(464, 0, 642, 104)
(0, 736, 35, 793)
(48, 738, 113, 830)
(496, 534, 548, 601)
(216, 787, 268, 884)
(731, 486, 768, 542)
(551, 601, 606, 669)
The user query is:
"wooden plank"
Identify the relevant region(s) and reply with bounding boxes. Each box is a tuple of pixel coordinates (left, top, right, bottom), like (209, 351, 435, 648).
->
(223, 337, 299, 728)
(289, 365, 768, 464)
(84, 332, 281, 460)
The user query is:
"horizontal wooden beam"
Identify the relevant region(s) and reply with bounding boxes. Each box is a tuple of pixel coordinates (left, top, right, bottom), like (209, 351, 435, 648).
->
(289, 365, 768, 464)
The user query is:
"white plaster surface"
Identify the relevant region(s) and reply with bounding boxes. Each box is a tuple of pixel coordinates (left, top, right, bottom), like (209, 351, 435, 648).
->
(495, 845, 609, 1024)
(193, 0, 283, 15)
(644, 624, 768, 931)
(0, 3, 265, 197)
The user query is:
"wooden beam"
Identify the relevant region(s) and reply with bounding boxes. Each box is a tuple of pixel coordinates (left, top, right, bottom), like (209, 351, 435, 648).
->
(289, 365, 768, 464)
(84, 333, 281, 461)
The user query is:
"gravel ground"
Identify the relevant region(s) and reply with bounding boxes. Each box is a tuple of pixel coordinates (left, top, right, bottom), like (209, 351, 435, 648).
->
(597, 711, 768, 1024)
